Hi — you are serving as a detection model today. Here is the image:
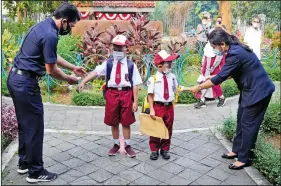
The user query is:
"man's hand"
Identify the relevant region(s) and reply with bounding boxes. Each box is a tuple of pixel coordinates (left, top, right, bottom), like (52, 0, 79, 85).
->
(77, 82, 85, 92)
(150, 108, 156, 120)
(132, 101, 138, 112)
(67, 75, 79, 85)
(73, 66, 87, 77)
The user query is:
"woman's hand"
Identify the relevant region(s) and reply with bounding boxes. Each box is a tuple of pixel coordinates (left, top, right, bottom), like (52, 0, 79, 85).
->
(205, 75, 215, 81)
(150, 108, 156, 120)
(191, 85, 201, 95)
(73, 66, 88, 78)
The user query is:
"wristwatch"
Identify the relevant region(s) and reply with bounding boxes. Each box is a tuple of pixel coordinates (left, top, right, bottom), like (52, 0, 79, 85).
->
(198, 85, 203, 91)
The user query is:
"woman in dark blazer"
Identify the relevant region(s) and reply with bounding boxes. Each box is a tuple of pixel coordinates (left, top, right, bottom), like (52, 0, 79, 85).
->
(187, 28, 275, 170)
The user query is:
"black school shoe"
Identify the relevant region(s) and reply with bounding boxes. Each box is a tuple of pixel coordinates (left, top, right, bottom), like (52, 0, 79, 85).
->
(17, 164, 28, 174)
(221, 153, 238, 159)
(26, 169, 57, 183)
(160, 150, 170, 160)
(150, 152, 159, 160)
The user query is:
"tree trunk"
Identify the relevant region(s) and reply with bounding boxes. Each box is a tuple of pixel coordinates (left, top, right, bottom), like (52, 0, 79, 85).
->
(17, 7, 22, 22)
(219, 1, 232, 33)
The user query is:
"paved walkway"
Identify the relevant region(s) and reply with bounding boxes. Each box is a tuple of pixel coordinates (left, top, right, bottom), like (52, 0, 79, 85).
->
(2, 96, 260, 185)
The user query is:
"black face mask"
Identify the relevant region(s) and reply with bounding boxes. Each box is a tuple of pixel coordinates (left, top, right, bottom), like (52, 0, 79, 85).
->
(217, 21, 222, 24)
(59, 20, 71, 35)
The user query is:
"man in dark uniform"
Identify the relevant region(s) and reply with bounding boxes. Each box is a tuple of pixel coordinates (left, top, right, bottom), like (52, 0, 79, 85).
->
(7, 2, 87, 183)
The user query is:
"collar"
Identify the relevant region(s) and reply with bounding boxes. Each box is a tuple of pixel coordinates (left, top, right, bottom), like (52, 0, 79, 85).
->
(156, 71, 171, 78)
(113, 56, 127, 64)
(47, 17, 59, 32)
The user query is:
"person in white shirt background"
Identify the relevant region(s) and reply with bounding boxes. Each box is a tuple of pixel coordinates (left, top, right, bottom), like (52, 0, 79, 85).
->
(244, 15, 262, 60)
(77, 35, 143, 158)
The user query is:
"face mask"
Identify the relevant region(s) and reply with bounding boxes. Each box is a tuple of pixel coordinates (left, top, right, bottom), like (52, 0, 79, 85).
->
(112, 51, 125, 60)
(213, 48, 224, 56)
(59, 20, 71, 35)
(253, 23, 260, 28)
(162, 63, 172, 74)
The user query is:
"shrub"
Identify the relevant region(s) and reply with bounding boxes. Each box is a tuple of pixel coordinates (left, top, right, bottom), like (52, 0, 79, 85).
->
(1, 76, 10, 96)
(271, 32, 280, 49)
(1, 103, 18, 141)
(220, 116, 236, 141)
(1, 135, 11, 152)
(57, 35, 82, 65)
(184, 53, 201, 67)
(253, 134, 280, 185)
(261, 101, 281, 133)
(265, 67, 280, 81)
(71, 91, 105, 106)
(222, 79, 240, 98)
(178, 91, 197, 104)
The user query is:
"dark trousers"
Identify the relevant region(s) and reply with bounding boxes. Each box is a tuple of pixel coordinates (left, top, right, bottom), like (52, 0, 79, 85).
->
(149, 104, 174, 151)
(7, 72, 44, 176)
(232, 95, 272, 163)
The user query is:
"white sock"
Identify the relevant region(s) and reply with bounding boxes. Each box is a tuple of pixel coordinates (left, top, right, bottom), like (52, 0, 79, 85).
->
(114, 139, 120, 145)
(219, 95, 225, 99)
(201, 97, 205, 102)
(125, 139, 130, 146)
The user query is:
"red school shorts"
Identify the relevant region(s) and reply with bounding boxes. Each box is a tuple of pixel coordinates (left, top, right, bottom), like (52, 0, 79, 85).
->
(104, 89, 136, 126)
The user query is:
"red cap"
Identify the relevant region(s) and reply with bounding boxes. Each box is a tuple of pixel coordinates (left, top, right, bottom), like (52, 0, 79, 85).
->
(154, 50, 179, 66)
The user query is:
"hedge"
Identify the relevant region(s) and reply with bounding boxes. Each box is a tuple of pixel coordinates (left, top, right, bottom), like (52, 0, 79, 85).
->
(261, 101, 281, 133)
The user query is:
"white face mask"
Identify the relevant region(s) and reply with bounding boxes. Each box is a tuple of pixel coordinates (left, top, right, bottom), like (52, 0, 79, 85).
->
(253, 23, 260, 28)
(112, 51, 125, 60)
(213, 48, 224, 56)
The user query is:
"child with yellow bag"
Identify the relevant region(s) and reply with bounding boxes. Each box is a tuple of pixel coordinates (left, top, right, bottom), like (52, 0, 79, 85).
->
(142, 50, 190, 160)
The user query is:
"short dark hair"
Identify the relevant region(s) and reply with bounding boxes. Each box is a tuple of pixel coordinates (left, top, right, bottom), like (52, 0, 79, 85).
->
(217, 16, 222, 19)
(53, 2, 81, 22)
(252, 15, 261, 23)
(202, 17, 208, 20)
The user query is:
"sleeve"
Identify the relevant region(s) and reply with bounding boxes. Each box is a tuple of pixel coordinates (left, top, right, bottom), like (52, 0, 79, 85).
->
(243, 28, 250, 44)
(211, 53, 240, 85)
(147, 77, 154, 94)
(94, 61, 107, 77)
(132, 64, 143, 86)
(43, 34, 58, 64)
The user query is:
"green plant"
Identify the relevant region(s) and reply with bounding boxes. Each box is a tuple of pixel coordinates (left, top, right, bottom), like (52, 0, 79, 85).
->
(1, 135, 11, 152)
(178, 91, 197, 104)
(220, 116, 236, 141)
(184, 53, 202, 67)
(1, 76, 10, 96)
(57, 35, 82, 65)
(221, 79, 240, 98)
(2, 20, 35, 37)
(253, 134, 281, 185)
(71, 91, 105, 106)
(265, 67, 280, 81)
(2, 29, 20, 70)
(265, 23, 277, 39)
(261, 101, 281, 133)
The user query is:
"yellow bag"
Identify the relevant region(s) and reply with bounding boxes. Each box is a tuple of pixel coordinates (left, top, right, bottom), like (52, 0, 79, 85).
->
(142, 75, 181, 114)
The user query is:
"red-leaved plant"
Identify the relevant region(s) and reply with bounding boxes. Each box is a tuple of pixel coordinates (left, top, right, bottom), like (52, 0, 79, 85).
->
(1, 103, 18, 140)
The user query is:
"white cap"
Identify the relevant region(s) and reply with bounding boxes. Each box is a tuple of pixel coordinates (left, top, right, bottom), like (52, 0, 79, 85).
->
(203, 42, 215, 58)
(112, 35, 128, 46)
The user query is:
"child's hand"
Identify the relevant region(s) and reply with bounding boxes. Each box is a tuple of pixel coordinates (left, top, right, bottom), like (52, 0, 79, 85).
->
(132, 101, 138, 112)
(150, 108, 156, 120)
(77, 82, 85, 92)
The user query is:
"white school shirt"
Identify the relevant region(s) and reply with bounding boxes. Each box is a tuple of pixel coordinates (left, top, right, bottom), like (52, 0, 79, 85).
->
(147, 71, 178, 102)
(94, 57, 143, 87)
(244, 26, 262, 60)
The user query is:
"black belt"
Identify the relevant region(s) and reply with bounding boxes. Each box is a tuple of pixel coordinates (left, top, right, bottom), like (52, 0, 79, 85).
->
(108, 87, 131, 91)
(154, 101, 173, 106)
(11, 67, 42, 80)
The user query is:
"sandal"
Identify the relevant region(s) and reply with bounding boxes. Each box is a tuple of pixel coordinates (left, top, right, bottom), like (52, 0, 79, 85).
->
(221, 153, 238, 159)
(229, 162, 251, 170)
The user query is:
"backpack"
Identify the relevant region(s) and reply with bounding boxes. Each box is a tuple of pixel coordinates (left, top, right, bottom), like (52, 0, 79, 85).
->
(102, 58, 134, 98)
(141, 74, 181, 114)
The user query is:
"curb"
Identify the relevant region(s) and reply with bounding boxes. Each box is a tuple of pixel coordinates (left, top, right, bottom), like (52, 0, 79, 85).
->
(1, 137, 18, 172)
(209, 127, 272, 186)
(2, 95, 240, 109)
